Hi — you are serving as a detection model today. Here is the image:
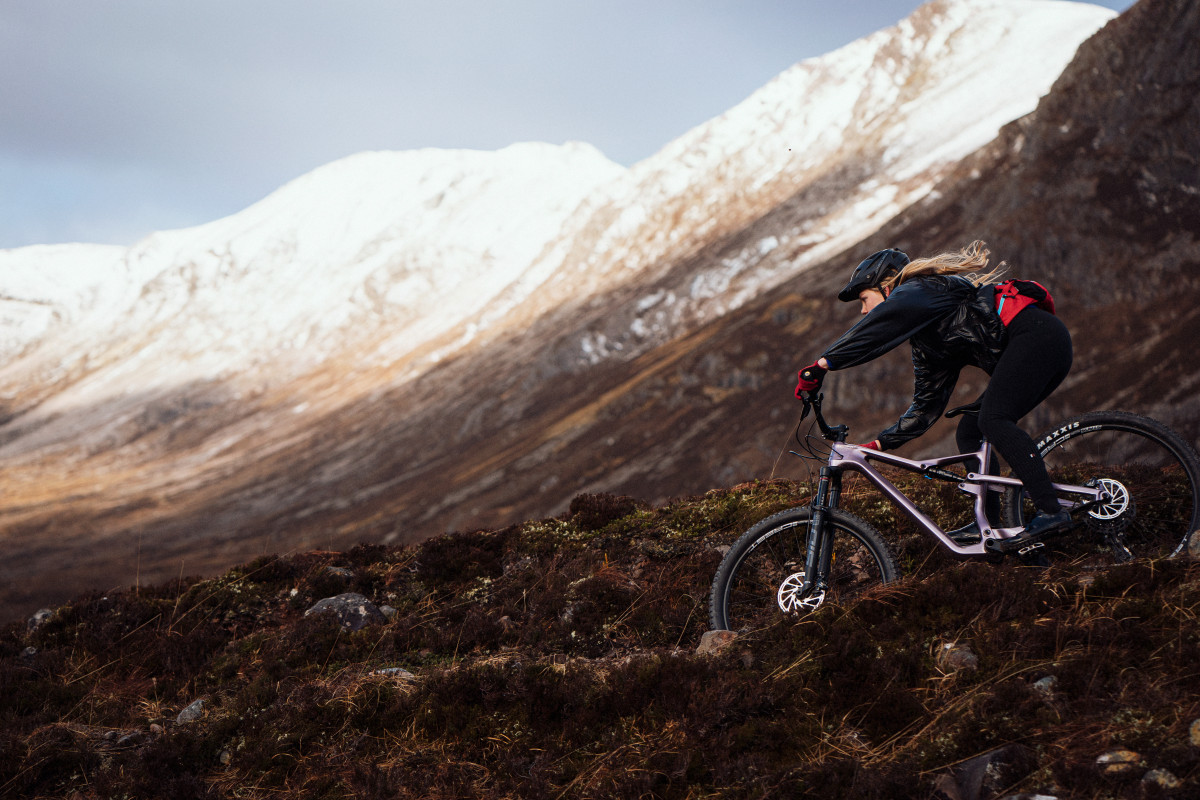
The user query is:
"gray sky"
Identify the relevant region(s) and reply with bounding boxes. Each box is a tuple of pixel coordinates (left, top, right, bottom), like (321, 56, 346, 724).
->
(0, 0, 1135, 249)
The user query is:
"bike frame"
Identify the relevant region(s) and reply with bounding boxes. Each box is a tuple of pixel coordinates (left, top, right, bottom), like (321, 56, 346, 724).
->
(825, 442, 1103, 556)
(797, 394, 1105, 595)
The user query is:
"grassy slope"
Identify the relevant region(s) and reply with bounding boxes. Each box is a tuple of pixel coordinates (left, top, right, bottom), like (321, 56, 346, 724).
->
(3, 478, 1199, 799)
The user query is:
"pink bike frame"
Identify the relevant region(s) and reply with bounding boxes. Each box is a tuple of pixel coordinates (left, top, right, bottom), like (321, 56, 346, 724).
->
(825, 440, 1105, 555)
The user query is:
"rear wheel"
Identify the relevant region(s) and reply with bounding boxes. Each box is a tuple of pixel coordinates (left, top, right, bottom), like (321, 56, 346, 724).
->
(1005, 411, 1200, 562)
(709, 507, 899, 632)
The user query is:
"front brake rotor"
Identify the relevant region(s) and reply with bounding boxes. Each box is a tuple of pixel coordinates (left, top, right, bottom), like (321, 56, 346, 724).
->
(777, 572, 826, 613)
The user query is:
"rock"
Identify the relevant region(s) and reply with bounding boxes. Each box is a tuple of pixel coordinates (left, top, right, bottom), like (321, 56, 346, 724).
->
(117, 732, 145, 747)
(1095, 748, 1143, 776)
(696, 629, 738, 656)
(176, 698, 205, 724)
(371, 666, 416, 680)
(1191, 717, 1200, 747)
(149, 723, 164, 735)
(219, 749, 232, 766)
(1032, 675, 1057, 699)
(27, 608, 54, 631)
(1142, 768, 1181, 790)
(379, 604, 398, 618)
(304, 593, 387, 631)
(952, 744, 1035, 800)
(1187, 530, 1200, 559)
(325, 566, 354, 580)
(937, 641, 979, 672)
(931, 773, 964, 800)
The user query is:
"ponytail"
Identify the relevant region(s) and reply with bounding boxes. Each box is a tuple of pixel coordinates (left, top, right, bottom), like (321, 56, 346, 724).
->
(881, 240, 1006, 292)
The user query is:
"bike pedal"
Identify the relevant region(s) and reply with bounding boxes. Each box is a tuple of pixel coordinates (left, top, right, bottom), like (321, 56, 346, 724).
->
(1018, 542, 1046, 557)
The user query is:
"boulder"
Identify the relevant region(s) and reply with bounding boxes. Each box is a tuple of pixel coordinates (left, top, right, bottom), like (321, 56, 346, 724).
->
(176, 698, 205, 724)
(934, 745, 1037, 800)
(1095, 748, 1143, 776)
(305, 592, 387, 631)
(1032, 675, 1057, 700)
(696, 629, 738, 656)
(27, 608, 53, 632)
(371, 666, 416, 680)
(936, 641, 979, 672)
(1142, 768, 1181, 790)
(955, 744, 1035, 800)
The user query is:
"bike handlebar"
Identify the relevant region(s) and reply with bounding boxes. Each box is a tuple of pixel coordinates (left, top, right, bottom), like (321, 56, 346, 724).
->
(799, 391, 850, 443)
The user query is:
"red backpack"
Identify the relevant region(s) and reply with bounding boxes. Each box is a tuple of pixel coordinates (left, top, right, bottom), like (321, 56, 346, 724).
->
(994, 279, 1055, 326)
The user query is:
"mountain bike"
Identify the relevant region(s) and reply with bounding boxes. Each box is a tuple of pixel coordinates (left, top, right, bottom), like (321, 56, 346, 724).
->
(708, 392, 1200, 632)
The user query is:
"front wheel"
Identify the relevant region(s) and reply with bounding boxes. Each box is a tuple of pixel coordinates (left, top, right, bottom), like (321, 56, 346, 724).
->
(709, 507, 899, 633)
(1005, 411, 1200, 561)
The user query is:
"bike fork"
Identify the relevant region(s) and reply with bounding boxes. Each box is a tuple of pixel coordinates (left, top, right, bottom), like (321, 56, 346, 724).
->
(804, 466, 842, 595)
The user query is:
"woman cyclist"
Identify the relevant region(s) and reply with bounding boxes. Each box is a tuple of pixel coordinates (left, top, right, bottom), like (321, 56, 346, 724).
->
(794, 241, 1073, 550)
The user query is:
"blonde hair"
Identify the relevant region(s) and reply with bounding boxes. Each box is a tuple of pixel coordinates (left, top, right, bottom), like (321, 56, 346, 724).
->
(881, 240, 1007, 292)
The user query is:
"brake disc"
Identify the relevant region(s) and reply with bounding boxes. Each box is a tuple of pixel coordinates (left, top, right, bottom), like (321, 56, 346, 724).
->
(1086, 478, 1135, 534)
(777, 572, 826, 613)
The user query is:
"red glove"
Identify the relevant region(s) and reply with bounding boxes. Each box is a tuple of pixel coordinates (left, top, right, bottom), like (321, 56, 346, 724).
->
(858, 440, 881, 451)
(795, 361, 827, 397)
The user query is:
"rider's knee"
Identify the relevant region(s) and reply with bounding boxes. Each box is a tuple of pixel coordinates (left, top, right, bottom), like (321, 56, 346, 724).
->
(976, 409, 1017, 440)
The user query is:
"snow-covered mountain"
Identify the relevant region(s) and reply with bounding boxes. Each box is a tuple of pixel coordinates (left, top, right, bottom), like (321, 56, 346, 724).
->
(508, 0, 1118, 353)
(0, 0, 1118, 620)
(1, 0, 1113, 424)
(0, 143, 623, 421)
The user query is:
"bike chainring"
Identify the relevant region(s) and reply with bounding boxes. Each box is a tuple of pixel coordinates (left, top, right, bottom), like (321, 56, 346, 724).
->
(777, 572, 826, 613)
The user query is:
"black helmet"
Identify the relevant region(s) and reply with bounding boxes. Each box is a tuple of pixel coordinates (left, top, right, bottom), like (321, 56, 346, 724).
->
(837, 248, 910, 302)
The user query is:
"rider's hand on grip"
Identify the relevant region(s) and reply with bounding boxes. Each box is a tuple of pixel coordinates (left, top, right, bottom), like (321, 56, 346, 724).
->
(795, 361, 827, 398)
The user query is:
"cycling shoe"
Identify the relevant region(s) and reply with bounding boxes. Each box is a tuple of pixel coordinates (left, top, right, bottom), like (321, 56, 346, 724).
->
(1021, 510, 1072, 539)
(986, 510, 1072, 555)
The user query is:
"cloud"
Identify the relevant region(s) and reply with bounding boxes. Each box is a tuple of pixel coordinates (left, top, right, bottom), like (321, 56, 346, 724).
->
(0, 0, 1135, 248)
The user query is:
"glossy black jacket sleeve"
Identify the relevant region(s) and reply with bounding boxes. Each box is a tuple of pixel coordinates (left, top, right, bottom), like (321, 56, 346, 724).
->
(876, 347, 960, 450)
(819, 281, 961, 370)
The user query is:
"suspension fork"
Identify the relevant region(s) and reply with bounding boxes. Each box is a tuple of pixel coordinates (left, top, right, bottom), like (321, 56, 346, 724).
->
(805, 465, 843, 593)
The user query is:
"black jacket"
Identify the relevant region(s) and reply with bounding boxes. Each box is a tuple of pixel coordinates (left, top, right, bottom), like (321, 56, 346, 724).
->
(820, 275, 1005, 450)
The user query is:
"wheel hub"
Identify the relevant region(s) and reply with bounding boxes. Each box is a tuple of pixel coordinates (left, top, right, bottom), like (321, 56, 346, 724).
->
(777, 572, 825, 613)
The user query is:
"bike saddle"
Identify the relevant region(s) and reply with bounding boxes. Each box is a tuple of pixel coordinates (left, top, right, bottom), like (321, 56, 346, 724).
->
(945, 400, 982, 419)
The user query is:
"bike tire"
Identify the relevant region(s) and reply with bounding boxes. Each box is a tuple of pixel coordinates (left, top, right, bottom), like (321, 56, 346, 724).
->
(1004, 411, 1200, 561)
(709, 507, 899, 632)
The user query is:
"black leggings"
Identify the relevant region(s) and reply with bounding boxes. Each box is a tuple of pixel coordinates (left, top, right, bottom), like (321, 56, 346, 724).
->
(955, 307, 1073, 515)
